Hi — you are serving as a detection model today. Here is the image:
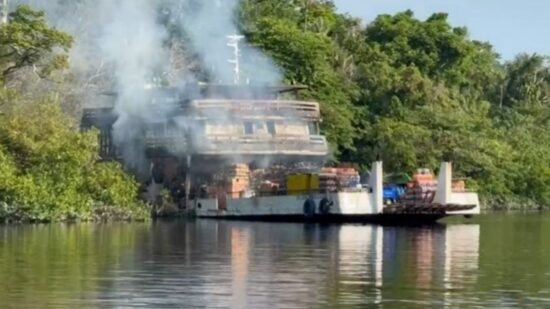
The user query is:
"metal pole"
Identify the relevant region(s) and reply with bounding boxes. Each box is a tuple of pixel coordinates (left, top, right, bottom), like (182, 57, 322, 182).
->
(227, 35, 244, 85)
(185, 155, 192, 209)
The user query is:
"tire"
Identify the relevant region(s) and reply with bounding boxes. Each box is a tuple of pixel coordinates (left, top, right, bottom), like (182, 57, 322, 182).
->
(303, 198, 316, 218)
(319, 198, 333, 215)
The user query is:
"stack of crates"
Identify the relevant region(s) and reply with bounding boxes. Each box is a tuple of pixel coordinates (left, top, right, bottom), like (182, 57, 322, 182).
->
(319, 168, 338, 192)
(404, 169, 437, 205)
(452, 180, 466, 192)
(318, 166, 361, 192)
(335, 167, 361, 189)
(224, 164, 251, 198)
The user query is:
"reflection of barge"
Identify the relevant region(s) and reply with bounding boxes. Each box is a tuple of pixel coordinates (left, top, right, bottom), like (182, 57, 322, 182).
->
(82, 83, 479, 224)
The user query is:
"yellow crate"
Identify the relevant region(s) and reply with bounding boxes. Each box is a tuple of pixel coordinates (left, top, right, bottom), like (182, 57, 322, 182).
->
(287, 174, 319, 193)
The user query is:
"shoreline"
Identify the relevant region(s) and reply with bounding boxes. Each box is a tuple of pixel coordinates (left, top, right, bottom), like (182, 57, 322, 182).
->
(2, 207, 548, 225)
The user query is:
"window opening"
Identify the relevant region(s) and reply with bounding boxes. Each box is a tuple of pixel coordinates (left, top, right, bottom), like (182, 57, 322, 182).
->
(267, 121, 276, 135)
(308, 122, 320, 135)
(244, 122, 254, 135)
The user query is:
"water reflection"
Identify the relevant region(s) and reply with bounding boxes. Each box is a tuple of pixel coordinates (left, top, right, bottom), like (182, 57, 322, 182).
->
(0, 220, 494, 308)
(231, 227, 250, 309)
(333, 224, 480, 307)
(0, 224, 150, 307)
(114, 221, 481, 308)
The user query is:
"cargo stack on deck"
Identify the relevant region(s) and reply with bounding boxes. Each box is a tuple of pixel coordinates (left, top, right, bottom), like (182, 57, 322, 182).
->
(404, 169, 438, 205)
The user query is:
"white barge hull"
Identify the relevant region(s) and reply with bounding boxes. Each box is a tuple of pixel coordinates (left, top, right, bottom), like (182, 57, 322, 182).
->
(194, 162, 480, 223)
(195, 192, 479, 220)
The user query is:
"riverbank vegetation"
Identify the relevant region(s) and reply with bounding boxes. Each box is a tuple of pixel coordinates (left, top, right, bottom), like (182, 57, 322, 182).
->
(2, 2, 550, 214)
(0, 6, 148, 222)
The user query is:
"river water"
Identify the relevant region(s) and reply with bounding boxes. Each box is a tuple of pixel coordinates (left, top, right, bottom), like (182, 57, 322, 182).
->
(1, 214, 549, 308)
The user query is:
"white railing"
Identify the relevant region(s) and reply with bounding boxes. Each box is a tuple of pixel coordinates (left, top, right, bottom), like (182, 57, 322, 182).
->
(144, 133, 328, 155)
(191, 100, 321, 118)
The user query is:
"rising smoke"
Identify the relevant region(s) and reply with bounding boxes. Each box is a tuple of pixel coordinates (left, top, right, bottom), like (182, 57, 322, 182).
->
(163, 0, 281, 85)
(12, 0, 282, 88)
(11, 0, 285, 172)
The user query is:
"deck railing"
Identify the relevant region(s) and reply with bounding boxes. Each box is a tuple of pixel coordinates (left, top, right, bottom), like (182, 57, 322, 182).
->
(190, 100, 321, 119)
(144, 133, 328, 155)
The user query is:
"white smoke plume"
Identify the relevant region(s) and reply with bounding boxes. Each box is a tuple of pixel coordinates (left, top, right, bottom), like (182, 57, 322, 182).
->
(9, 0, 307, 174)
(13, 0, 172, 174)
(102, 0, 170, 174)
(12, 0, 282, 88)
(163, 0, 281, 85)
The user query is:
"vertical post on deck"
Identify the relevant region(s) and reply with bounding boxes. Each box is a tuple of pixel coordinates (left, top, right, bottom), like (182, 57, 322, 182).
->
(184, 155, 192, 209)
(434, 162, 452, 205)
(370, 161, 383, 213)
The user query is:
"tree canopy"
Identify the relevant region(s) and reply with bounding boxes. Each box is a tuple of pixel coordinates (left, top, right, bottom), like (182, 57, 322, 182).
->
(0, 5, 72, 81)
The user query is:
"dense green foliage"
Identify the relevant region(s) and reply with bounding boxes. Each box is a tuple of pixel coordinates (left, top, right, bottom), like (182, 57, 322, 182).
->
(0, 6, 148, 222)
(239, 2, 550, 209)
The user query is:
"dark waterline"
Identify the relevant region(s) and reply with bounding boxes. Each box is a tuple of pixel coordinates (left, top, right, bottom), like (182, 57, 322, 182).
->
(1, 214, 549, 308)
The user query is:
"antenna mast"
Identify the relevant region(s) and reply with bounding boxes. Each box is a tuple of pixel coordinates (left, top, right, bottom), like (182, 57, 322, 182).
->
(227, 34, 244, 85)
(0, 0, 8, 25)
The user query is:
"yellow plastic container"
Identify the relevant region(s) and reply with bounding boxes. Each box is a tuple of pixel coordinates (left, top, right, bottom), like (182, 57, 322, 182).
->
(287, 174, 320, 194)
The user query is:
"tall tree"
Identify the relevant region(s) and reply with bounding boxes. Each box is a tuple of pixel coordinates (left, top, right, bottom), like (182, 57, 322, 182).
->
(0, 5, 72, 82)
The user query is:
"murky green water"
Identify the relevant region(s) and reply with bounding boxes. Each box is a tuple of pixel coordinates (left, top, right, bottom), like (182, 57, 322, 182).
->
(1, 214, 549, 308)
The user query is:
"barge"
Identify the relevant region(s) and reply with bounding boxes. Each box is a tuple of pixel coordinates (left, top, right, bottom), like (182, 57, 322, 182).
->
(193, 161, 480, 224)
